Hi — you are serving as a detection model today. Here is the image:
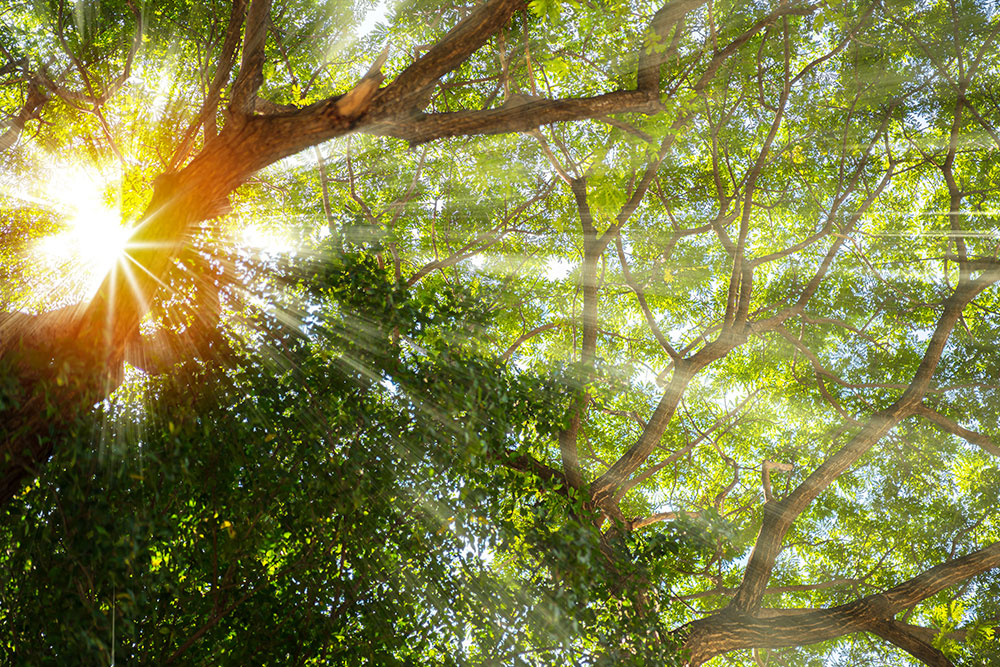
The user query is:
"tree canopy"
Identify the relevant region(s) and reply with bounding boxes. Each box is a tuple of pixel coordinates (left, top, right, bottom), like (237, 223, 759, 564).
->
(1, 0, 999, 664)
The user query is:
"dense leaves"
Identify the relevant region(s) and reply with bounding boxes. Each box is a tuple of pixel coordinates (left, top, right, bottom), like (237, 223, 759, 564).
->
(3, 0, 1000, 664)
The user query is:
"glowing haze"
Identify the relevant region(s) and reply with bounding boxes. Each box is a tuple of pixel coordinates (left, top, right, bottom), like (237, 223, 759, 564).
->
(34, 167, 132, 299)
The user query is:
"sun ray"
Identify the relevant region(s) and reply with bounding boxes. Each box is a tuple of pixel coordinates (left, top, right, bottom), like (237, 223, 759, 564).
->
(29, 165, 132, 301)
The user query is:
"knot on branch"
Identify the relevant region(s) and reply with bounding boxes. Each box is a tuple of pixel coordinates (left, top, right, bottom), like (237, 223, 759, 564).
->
(331, 45, 389, 121)
(333, 77, 381, 120)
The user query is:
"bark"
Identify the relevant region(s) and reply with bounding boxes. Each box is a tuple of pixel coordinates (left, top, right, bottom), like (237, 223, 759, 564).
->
(230, 0, 272, 116)
(916, 404, 1000, 457)
(589, 323, 750, 506)
(867, 619, 953, 667)
(169, 0, 248, 169)
(0, 80, 47, 151)
(556, 178, 600, 491)
(370, 90, 660, 144)
(636, 0, 707, 92)
(589, 359, 698, 505)
(676, 541, 1000, 665)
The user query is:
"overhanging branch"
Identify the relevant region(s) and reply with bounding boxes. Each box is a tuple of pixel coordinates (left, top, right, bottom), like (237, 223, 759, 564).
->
(370, 90, 658, 144)
(680, 541, 1000, 664)
(867, 619, 953, 667)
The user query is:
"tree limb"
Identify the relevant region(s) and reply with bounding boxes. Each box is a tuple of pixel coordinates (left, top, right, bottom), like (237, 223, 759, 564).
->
(371, 90, 659, 144)
(729, 274, 1000, 615)
(370, 0, 526, 114)
(170, 0, 249, 170)
(636, 0, 708, 92)
(230, 0, 272, 117)
(680, 541, 1000, 664)
(866, 618, 954, 667)
(915, 404, 1000, 458)
(0, 80, 47, 151)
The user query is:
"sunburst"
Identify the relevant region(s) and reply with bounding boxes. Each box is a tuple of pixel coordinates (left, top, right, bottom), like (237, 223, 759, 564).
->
(33, 166, 132, 299)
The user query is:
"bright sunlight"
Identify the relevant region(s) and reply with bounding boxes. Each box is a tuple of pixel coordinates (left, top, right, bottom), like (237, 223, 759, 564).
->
(33, 167, 131, 299)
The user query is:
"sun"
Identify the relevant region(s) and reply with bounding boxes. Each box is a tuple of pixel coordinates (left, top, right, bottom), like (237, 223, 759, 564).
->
(34, 167, 132, 298)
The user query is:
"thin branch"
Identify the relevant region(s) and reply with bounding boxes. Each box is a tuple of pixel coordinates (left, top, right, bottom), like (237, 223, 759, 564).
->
(729, 269, 1000, 614)
(169, 0, 248, 170)
(502, 322, 565, 361)
(915, 405, 1000, 458)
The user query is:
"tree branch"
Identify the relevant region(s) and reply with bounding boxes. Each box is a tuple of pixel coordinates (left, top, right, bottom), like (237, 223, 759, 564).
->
(503, 322, 565, 361)
(589, 360, 701, 504)
(729, 275, 1000, 614)
(230, 0, 271, 117)
(0, 80, 47, 151)
(866, 618, 953, 667)
(915, 404, 1000, 458)
(680, 541, 1000, 665)
(169, 0, 248, 169)
(370, 0, 526, 115)
(372, 90, 658, 144)
(636, 0, 708, 92)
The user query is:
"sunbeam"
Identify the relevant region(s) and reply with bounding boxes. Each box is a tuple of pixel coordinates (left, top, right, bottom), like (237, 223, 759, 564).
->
(31, 166, 131, 300)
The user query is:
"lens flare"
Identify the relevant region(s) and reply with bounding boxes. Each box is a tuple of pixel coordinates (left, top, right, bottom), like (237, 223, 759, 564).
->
(34, 167, 131, 297)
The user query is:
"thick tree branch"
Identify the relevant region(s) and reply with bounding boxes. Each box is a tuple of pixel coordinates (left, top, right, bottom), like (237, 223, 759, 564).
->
(556, 178, 600, 490)
(867, 618, 953, 667)
(371, 2, 812, 146)
(0, 0, 532, 507)
(636, 0, 708, 92)
(0, 80, 47, 151)
(505, 453, 577, 495)
(370, 0, 526, 115)
(589, 360, 700, 504)
(230, 0, 272, 117)
(616, 390, 759, 505)
(372, 90, 659, 144)
(680, 541, 1000, 665)
(761, 460, 793, 502)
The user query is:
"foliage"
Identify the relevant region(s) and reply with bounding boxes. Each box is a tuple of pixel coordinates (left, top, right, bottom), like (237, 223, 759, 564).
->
(2, 0, 1000, 665)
